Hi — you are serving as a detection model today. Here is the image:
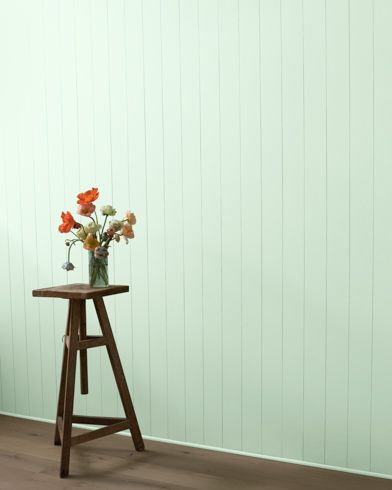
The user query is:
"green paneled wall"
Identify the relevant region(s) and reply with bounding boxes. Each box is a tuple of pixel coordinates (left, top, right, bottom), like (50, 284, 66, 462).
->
(0, 0, 391, 477)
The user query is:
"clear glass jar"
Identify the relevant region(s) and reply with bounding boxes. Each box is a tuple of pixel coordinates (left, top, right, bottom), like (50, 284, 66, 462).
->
(88, 251, 109, 287)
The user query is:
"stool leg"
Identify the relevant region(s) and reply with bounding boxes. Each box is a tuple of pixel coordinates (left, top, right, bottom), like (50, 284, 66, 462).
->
(93, 297, 145, 452)
(60, 299, 80, 478)
(79, 299, 88, 395)
(54, 300, 72, 446)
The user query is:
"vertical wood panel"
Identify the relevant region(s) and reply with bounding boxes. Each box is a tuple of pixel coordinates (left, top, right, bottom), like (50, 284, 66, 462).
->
(18, 1, 44, 418)
(348, 0, 374, 471)
(281, 0, 305, 461)
(239, 0, 262, 454)
(142, 0, 168, 438)
(260, 0, 283, 456)
(3, 1, 30, 417)
(0, 1, 16, 414)
(124, 0, 151, 434)
(372, 0, 392, 474)
(325, 0, 350, 468)
(161, 0, 186, 442)
(199, 0, 223, 448)
(179, 0, 204, 444)
(220, 0, 242, 450)
(303, 0, 327, 464)
(29, 0, 57, 420)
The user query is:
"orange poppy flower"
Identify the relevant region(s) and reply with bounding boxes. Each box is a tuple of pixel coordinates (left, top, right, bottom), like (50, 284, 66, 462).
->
(58, 211, 75, 233)
(77, 187, 99, 204)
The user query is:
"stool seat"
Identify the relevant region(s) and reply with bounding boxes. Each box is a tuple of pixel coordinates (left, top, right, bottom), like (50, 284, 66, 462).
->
(32, 283, 129, 300)
(32, 283, 145, 478)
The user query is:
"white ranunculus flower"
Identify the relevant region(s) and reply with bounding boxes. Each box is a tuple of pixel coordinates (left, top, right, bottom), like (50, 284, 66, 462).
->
(76, 227, 87, 240)
(84, 221, 102, 235)
(101, 204, 117, 216)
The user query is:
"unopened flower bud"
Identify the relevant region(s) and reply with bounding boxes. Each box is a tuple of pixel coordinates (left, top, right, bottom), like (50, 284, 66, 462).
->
(62, 261, 75, 271)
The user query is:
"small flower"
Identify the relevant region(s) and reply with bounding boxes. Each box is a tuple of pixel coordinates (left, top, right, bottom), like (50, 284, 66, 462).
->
(114, 233, 120, 242)
(125, 211, 136, 225)
(106, 227, 115, 238)
(121, 222, 134, 243)
(58, 211, 75, 233)
(109, 220, 122, 232)
(84, 221, 101, 235)
(61, 261, 75, 271)
(94, 246, 109, 260)
(77, 202, 96, 217)
(83, 233, 100, 251)
(77, 187, 99, 204)
(76, 227, 88, 240)
(101, 205, 117, 216)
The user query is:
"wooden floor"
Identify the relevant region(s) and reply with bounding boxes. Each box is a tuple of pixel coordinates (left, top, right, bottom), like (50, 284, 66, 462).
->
(0, 415, 391, 490)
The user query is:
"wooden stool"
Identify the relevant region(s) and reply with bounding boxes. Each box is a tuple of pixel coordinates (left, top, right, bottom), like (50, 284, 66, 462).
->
(32, 283, 145, 478)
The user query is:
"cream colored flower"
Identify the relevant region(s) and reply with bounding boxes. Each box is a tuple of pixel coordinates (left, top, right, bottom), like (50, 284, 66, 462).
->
(100, 205, 117, 216)
(76, 227, 87, 240)
(84, 221, 101, 235)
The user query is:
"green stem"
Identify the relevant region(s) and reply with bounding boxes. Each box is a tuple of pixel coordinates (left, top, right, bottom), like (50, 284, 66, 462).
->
(66, 236, 83, 263)
(89, 255, 108, 286)
(70, 231, 82, 240)
(103, 236, 113, 248)
(100, 215, 108, 242)
(67, 241, 76, 262)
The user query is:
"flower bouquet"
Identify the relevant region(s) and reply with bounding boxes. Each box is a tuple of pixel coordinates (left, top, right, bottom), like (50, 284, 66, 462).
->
(58, 187, 136, 287)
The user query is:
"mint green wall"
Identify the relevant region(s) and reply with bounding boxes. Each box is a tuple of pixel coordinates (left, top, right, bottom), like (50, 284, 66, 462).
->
(0, 0, 391, 477)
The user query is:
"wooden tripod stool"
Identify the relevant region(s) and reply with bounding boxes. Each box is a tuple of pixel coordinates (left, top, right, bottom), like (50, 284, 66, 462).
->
(32, 284, 145, 478)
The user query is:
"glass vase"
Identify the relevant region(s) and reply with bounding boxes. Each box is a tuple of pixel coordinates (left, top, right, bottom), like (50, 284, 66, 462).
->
(88, 251, 109, 287)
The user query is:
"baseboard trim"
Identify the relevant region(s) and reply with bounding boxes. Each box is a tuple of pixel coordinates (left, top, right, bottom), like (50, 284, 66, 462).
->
(1, 410, 391, 481)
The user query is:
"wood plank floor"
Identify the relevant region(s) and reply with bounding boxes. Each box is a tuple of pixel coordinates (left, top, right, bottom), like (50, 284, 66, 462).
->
(0, 415, 390, 490)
